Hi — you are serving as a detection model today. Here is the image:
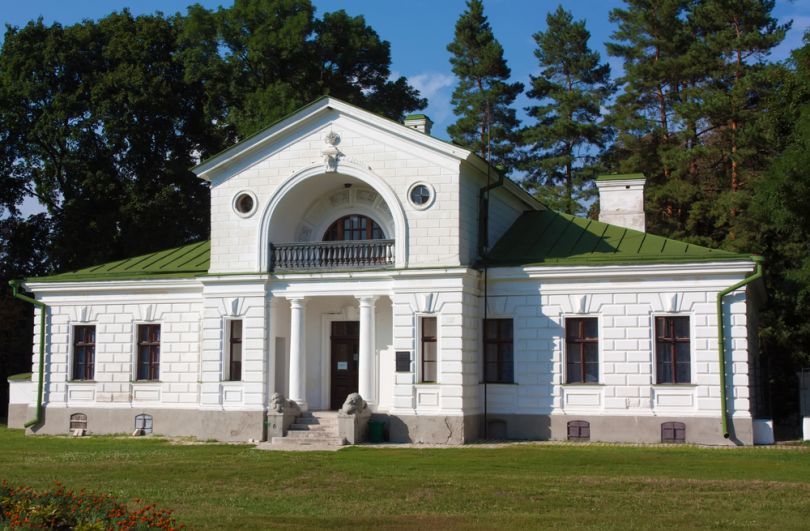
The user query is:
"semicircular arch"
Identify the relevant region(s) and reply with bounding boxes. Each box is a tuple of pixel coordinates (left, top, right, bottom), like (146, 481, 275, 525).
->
(257, 161, 408, 270)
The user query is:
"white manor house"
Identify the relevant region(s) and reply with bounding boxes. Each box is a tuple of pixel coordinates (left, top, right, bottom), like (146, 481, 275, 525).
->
(8, 97, 770, 446)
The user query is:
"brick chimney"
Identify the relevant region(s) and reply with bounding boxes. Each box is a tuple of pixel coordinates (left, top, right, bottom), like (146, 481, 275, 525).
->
(596, 174, 646, 232)
(404, 114, 433, 135)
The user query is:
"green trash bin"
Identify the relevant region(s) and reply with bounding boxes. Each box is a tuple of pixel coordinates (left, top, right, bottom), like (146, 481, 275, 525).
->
(368, 419, 385, 443)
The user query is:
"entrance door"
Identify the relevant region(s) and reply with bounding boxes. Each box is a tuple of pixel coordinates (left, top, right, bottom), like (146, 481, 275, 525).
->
(330, 321, 360, 410)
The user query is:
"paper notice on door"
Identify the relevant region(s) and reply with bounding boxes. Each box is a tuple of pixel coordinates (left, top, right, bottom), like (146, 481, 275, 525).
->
(337, 361, 348, 370)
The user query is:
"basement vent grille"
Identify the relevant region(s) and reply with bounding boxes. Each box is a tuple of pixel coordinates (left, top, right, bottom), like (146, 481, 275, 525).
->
(135, 413, 153, 435)
(661, 421, 686, 443)
(69, 413, 87, 432)
(567, 420, 590, 442)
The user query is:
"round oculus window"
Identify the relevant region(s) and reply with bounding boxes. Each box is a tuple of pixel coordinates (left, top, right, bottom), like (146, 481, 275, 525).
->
(409, 183, 433, 208)
(233, 191, 257, 217)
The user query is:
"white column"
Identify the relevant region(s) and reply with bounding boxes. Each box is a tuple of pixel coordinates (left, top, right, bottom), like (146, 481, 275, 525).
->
(357, 296, 378, 406)
(288, 297, 307, 411)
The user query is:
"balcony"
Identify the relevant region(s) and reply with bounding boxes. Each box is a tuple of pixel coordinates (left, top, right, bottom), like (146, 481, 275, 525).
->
(271, 239, 395, 271)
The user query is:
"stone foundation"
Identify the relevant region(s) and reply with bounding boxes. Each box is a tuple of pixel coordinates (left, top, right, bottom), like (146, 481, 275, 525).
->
(474, 413, 752, 446)
(15, 405, 755, 446)
(7, 404, 28, 429)
(24, 406, 265, 442)
(375, 413, 469, 444)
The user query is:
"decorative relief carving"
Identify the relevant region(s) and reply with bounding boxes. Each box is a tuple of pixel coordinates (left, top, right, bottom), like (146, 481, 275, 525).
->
(329, 190, 350, 206)
(356, 189, 377, 203)
(322, 131, 342, 172)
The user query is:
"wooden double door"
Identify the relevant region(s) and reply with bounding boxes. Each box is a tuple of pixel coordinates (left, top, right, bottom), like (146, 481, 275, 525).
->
(330, 321, 360, 410)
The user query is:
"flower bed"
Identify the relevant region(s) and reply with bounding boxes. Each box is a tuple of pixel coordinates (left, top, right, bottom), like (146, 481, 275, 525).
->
(0, 482, 183, 530)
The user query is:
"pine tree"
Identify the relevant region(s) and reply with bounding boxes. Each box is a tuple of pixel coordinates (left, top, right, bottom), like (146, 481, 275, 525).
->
(523, 6, 613, 214)
(605, 0, 788, 246)
(446, 0, 523, 170)
(605, 0, 696, 238)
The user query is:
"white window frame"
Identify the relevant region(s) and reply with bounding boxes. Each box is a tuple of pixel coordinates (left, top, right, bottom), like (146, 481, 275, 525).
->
(561, 314, 602, 386)
(223, 317, 244, 382)
(131, 321, 162, 382)
(415, 313, 440, 384)
(68, 322, 98, 382)
(651, 313, 695, 386)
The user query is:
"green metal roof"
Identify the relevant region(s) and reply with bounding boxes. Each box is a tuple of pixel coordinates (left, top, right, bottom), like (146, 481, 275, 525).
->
(487, 210, 751, 267)
(596, 173, 645, 182)
(28, 241, 211, 283)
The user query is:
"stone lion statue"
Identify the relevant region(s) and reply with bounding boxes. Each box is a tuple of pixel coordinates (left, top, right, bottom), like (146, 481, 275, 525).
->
(270, 392, 286, 413)
(340, 393, 367, 415)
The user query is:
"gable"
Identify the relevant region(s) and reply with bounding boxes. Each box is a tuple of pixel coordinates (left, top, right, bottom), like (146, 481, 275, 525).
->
(193, 97, 471, 182)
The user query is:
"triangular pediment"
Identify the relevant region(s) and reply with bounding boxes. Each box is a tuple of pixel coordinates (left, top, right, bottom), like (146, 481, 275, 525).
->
(192, 97, 475, 181)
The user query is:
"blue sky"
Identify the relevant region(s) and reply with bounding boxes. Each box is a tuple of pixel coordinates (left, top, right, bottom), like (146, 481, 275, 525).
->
(3, 0, 808, 141)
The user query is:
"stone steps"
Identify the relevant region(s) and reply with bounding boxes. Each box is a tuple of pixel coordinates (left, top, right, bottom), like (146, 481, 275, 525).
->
(266, 410, 346, 449)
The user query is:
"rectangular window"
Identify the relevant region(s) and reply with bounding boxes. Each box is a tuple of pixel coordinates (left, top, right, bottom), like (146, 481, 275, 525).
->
(421, 317, 437, 383)
(137, 324, 161, 381)
(483, 318, 513, 383)
(228, 320, 242, 381)
(566, 318, 599, 383)
(72, 325, 95, 381)
(656, 316, 690, 384)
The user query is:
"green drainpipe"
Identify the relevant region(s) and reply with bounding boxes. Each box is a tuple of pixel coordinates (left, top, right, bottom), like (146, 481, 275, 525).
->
(716, 256, 764, 439)
(9, 279, 47, 429)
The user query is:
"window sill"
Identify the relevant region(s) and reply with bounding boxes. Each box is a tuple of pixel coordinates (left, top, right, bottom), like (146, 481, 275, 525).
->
(481, 382, 517, 386)
(132, 380, 161, 384)
(68, 380, 96, 384)
(652, 384, 697, 388)
(561, 383, 604, 387)
(415, 382, 439, 386)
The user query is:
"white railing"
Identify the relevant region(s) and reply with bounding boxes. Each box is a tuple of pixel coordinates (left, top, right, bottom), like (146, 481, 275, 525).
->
(271, 240, 395, 271)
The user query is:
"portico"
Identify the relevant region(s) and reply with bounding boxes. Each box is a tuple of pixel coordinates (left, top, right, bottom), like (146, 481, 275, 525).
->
(272, 292, 392, 412)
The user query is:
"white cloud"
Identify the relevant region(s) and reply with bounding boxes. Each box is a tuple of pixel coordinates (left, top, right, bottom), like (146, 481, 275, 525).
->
(405, 71, 456, 139)
(409, 72, 455, 100)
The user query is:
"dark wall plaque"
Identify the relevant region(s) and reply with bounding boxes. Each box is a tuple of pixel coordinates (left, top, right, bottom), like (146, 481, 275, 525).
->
(395, 351, 411, 372)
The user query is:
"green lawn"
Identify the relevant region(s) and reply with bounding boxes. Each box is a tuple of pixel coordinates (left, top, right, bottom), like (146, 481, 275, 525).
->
(2, 427, 809, 529)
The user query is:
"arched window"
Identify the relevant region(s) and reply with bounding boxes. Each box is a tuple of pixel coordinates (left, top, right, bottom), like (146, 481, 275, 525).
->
(323, 215, 384, 241)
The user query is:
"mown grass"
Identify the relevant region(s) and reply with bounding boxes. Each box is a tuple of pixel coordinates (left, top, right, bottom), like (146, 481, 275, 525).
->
(2, 427, 810, 529)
